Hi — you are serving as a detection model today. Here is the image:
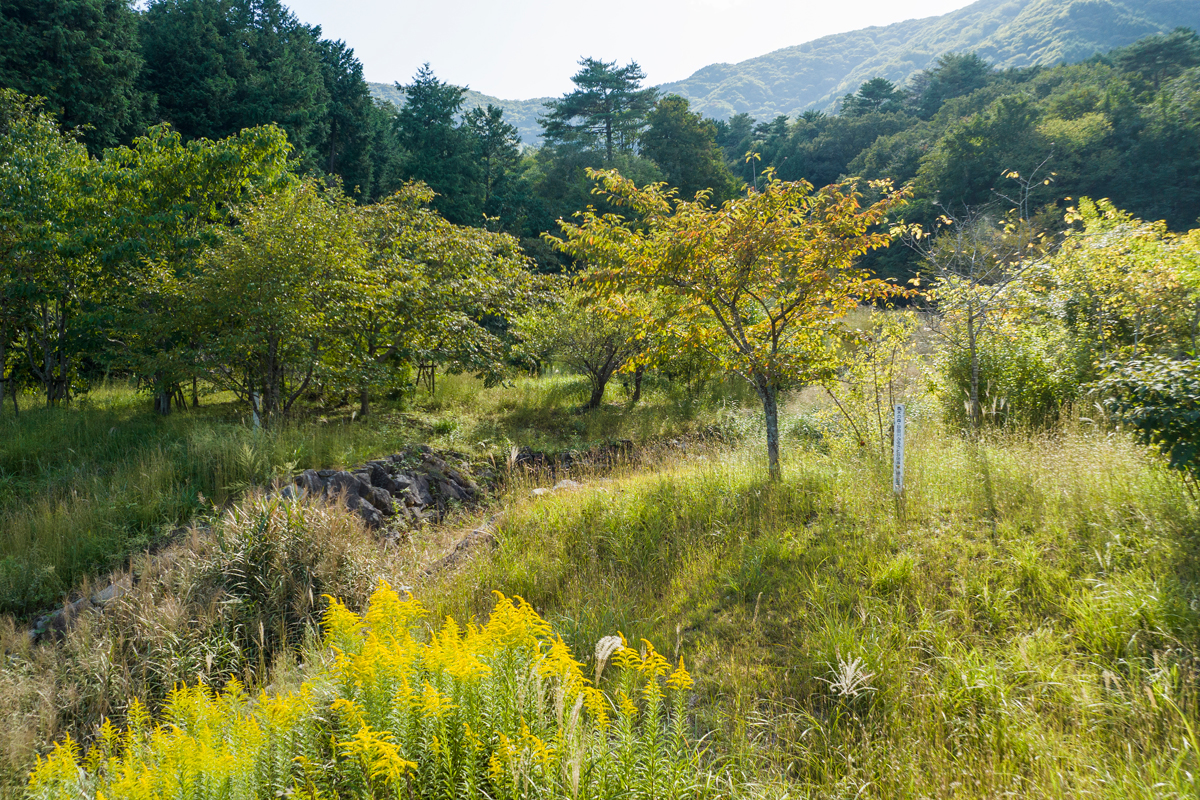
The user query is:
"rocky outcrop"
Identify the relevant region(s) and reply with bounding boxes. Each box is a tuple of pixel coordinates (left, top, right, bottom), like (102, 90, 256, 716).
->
(283, 445, 489, 529)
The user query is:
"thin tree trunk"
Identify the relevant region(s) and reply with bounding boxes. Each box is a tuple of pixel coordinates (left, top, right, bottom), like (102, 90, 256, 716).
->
(359, 385, 370, 418)
(756, 378, 781, 482)
(630, 365, 644, 404)
(0, 332, 6, 414)
(192, 376, 200, 408)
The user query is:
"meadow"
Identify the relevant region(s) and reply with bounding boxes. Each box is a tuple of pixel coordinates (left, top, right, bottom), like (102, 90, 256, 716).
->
(0, 373, 746, 616)
(4, 365, 1198, 798)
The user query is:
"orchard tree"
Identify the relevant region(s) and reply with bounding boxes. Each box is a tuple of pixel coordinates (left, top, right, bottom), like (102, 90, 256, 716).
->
(0, 90, 98, 408)
(97, 123, 294, 414)
(514, 284, 641, 410)
(336, 181, 539, 416)
(194, 180, 364, 418)
(553, 169, 908, 480)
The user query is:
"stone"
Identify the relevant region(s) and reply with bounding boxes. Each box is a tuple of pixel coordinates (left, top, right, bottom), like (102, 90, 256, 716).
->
(344, 494, 383, 528)
(531, 487, 553, 497)
(553, 479, 582, 491)
(365, 485, 395, 516)
(295, 469, 324, 494)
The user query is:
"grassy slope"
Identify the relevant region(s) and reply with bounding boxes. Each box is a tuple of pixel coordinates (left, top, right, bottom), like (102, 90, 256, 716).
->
(425, 426, 1200, 797)
(0, 374, 747, 615)
(659, 0, 1200, 119)
(3, 373, 1199, 797)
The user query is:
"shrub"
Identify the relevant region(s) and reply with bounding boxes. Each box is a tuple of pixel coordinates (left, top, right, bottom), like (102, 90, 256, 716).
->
(1099, 356, 1200, 485)
(27, 583, 716, 800)
(939, 326, 1078, 427)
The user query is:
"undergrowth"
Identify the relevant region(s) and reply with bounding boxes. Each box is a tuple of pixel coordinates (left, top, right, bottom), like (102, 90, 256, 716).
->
(0, 374, 748, 615)
(26, 583, 717, 800)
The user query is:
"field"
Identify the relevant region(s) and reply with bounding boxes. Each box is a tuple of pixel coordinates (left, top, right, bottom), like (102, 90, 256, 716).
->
(3, 366, 1199, 798)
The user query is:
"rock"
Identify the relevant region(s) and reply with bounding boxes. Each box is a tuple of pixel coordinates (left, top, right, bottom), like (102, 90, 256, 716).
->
(344, 493, 384, 528)
(410, 474, 434, 506)
(553, 479, 582, 491)
(364, 485, 395, 516)
(531, 487, 553, 497)
(295, 469, 324, 494)
(325, 471, 371, 499)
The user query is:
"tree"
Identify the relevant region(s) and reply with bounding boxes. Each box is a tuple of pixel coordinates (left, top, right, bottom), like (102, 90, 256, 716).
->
(317, 38, 377, 197)
(193, 180, 364, 418)
(552, 169, 907, 480)
(394, 64, 481, 224)
(334, 181, 539, 415)
(540, 58, 657, 164)
(0, 90, 98, 407)
(639, 95, 739, 203)
(904, 165, 1055, 428)
(841, 78, 904, 117)
(514, 285, 640, 410)
(907, 52, 994, 119)
(140, 0, 331, 171)
(0, 0, 147, 152)
(96, 123, 294, 414)
(464, 104, 521, 217)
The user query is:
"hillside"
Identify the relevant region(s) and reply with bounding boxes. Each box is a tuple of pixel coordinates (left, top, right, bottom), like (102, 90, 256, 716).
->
(368, 81, 550, 145)
(370, 0, 1200, 141)
(659, 0, 1200, 120)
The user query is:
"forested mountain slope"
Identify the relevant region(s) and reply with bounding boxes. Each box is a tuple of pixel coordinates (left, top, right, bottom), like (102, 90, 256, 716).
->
(372, 0, 1200, 140)
(642, 0, 1200, 120)
(368, 82, 550, 145)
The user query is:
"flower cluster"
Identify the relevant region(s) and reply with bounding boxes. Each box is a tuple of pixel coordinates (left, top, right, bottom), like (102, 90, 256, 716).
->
(28, 582, 710, 800)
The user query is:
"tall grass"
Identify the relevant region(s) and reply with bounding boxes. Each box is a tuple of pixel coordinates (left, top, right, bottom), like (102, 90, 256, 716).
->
(0, 376, 747, 615)
(421, 423, 1200, 798)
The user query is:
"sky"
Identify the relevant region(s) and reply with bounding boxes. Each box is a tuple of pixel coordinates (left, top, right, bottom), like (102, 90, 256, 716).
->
(282, 0, 980, 99)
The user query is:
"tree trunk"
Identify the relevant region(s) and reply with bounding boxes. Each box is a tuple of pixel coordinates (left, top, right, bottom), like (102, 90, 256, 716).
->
(630, 365, 645, 405)
(585, 373, 609, 410)
(0, 333, 6, 414)
(192, 377, 200, 408)
(359, 385, 370, 418)
(755, 378, 781, 482)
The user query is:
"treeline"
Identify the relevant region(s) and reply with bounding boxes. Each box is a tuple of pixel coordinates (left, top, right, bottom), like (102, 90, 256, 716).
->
(717, 30, 1200, 278)
(4, 2, 1197, 275)
(0, 89, 539, 415)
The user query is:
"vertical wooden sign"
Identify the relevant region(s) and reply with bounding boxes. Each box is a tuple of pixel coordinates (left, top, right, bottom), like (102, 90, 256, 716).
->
(892, 404, 906, 495)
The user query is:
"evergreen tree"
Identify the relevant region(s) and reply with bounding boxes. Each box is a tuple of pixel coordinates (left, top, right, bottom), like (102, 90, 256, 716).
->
(394, 64, 481, 225)
(464, 104, 521, 217)
(841, 77, 905, 116)
(317, 38, 376, 198)
(140, 0, 330, 171)
(540, 58, 657, 163)
(639, 95, 739, 202)
(0, 0, 147, 151)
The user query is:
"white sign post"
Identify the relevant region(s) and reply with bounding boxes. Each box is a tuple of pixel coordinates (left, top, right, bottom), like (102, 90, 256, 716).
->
(892, 404, 906, 495)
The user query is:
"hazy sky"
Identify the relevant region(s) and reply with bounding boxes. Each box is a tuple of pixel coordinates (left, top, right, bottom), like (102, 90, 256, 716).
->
(282, 0, 978, 99)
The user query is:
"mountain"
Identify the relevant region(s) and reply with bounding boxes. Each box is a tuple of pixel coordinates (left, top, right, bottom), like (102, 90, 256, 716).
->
(659, 0, 1200, 120)
(369, 0, 1200, 141)
(368, 81, 550, 145)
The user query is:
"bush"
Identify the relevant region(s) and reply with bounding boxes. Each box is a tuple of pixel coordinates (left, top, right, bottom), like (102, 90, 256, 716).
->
(1099, 356, 1200, 484)
(940, 326, 1079, 427)
(27, 584, 718, 800)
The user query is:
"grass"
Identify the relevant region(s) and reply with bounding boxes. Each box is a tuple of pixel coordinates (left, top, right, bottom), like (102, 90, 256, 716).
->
(0, 373, 748, 615)
(4, 363, 1199, 798)
(421, 423, 1200, 798)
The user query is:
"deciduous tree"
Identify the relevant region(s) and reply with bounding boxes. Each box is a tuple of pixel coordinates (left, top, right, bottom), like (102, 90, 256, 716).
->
(552, 169, 907, 479)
